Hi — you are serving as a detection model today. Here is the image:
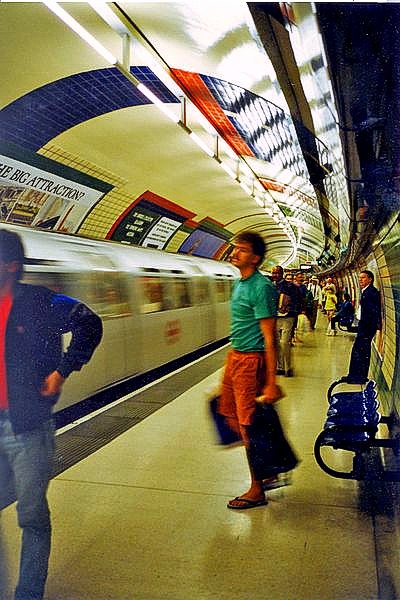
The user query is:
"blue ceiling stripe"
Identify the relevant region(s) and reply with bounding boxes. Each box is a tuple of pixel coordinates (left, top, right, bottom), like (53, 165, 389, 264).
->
(0, 67, 179, 152)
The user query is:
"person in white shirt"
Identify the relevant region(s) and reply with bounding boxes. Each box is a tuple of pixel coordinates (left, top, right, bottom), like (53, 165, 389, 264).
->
(307, 276, 322, 329)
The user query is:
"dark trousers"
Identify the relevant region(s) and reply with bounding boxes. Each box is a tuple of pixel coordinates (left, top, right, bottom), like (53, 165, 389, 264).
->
(330, 314, 340, 331)
(348, 334, 374, 380)
(309, 301, 318, 329)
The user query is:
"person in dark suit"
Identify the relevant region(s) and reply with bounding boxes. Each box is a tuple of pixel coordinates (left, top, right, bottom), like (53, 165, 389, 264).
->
(330, 292, 355, 333)
(342, 270, 381, 383)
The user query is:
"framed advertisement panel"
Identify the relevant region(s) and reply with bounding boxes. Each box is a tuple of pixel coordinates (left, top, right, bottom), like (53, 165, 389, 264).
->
(0, 141, 112, 233)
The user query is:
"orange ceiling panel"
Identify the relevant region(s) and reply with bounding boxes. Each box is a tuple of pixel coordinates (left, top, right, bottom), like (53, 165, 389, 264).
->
(171, 69, 254, 157)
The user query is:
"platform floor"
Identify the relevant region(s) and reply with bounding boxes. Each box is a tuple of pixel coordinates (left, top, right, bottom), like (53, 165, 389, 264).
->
(1, 318, 399, 599)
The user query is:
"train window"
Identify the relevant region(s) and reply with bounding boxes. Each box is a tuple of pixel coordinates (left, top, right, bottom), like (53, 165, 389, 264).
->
(140, 276, 164, 313)
(84, 271, 132, 319)
(215, 279, 234, 302)
(172, 278, 192, 309)
(22, 270, 74, 295)
(193, 278, 211, 305)
(216, 279, 228, 302)
(159, 279, 174, 311)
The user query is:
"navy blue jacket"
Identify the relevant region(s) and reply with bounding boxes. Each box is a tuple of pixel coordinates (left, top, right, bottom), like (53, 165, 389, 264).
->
(334, 300, 355, 326)
(275, 279, 301, 318)
(5, 283, 103, 433)
(358, 284, 381, 337)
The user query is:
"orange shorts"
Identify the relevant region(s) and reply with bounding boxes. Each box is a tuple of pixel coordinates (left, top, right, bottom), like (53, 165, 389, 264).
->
(218, 349, 266, 426)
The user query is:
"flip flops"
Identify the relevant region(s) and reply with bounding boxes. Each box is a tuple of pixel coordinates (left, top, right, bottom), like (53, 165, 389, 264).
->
(227, 496, 268, 510)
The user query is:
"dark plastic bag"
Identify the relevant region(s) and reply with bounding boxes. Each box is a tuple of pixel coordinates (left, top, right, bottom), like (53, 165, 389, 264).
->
(209, 395, 242, 446)
(247, 404, 299, 479)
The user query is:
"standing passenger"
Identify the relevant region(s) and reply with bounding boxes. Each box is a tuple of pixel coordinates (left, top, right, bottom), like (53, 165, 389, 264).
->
(342, 270, 381, 383)
(218, 231, 283, 509)
(307, 276, 322, 329)
(293, 271, 308, 341)
(0, 229, 102, 600)
(271, 265, 298, 377)
(324, 285, 338, 335)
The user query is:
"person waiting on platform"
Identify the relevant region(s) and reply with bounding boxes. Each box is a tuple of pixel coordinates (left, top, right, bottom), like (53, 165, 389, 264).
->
(307, 276, 322, 329)
(324, 284, 338, 335)
(321, 277, 336, 313)
(342, 270, 381, 384)
(330, 292, 355, 334)
(271, 265, 299, 377)
(218, 231, 284, 510)
(293, 271, 308, 341)
(0, 229, 103, 600)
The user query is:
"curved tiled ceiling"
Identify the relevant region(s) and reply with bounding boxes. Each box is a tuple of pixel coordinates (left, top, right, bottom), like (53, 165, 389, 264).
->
(0, 2, 352, 268)
(0, 67, 179, 151)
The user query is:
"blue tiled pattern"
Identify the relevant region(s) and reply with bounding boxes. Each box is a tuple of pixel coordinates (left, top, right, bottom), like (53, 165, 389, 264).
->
(202, 75, 308, 179)
(0, 67, 179, 151)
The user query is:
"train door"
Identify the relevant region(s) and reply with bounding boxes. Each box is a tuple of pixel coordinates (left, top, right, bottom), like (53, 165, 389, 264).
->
(193, 276, 215, 344)
(76, 253, 136, 386)
(214, 277, 233, 339)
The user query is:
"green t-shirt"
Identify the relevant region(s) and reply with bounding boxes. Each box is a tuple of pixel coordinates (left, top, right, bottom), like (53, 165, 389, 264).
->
(230, 270, 277, 352)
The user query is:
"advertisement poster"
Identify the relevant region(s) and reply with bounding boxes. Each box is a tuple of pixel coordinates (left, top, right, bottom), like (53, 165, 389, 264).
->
(178, 228, 227, 258)
(0, 147, 111, 233)
(109, 196, 189, 249)
(141, 216, 183, 249)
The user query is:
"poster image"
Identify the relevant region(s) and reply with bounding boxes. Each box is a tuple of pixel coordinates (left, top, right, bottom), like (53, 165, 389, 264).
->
(0, 152, 109, 233)
(178, 228, 226, 258)
(110, 199, 184, 249)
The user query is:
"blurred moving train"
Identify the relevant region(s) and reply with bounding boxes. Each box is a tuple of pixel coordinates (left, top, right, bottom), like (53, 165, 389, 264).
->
(4, 224, 238, 413)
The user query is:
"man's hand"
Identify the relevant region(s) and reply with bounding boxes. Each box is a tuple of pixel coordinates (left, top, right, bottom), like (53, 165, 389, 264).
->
(41, 371, 65, 396)
(257, 383, 285, 404)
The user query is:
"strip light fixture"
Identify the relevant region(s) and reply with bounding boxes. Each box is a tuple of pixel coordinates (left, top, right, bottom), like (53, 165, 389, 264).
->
(136, 83, 180, 123)
(43, 0, 298, 251)
(87, 0, 129, 35)
(43, 0, 117, 65)
(188, 131, 215, 157)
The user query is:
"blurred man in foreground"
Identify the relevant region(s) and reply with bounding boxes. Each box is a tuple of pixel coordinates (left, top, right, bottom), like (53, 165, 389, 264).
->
(0, 229, 102, 600)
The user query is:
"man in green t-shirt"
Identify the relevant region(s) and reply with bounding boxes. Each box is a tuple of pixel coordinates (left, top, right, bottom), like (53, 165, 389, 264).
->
(219, 231, 283, 509)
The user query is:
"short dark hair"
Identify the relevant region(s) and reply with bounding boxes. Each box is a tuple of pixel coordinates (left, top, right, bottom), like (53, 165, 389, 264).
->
(0, 229, 25, 280)
(233, 231, 266, 265)
(361, 270, 374, 283)
(272, 265, 284, 276)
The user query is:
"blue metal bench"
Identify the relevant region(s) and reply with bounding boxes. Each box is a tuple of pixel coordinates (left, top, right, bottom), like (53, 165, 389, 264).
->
(314, 379, 400, 481)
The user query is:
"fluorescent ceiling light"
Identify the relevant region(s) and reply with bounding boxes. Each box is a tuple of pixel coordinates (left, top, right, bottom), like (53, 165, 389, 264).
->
(43, 1, 117, 64)
(189, 132, 215, 157)
(137, 83, 180, 123)
(219, 161, 237, 179)
(239, 181, 252, 196)
(219, 139, 238, 160)
(239, 162, 255, 180)
(88, 1, 131, 36)
(253, 180, 265, 193)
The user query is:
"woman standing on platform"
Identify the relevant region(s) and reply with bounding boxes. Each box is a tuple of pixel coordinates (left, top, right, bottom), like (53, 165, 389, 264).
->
(324, 284, 338, 335)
